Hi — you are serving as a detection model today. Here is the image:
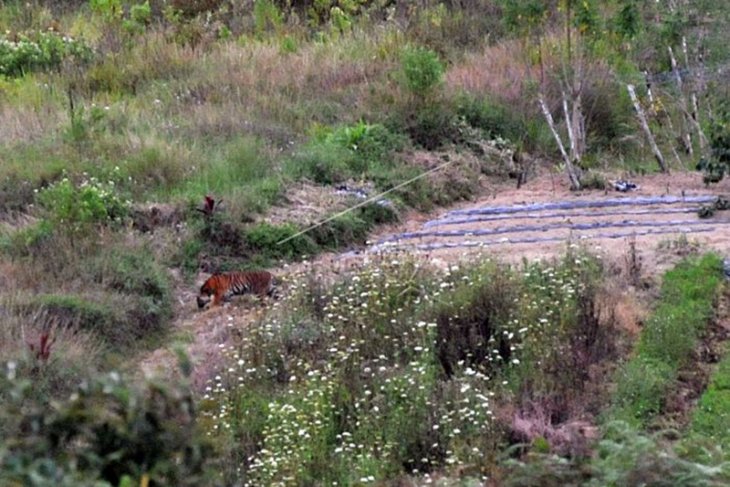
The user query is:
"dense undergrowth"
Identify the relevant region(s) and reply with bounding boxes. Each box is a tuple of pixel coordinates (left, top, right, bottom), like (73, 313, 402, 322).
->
(199, 248, 622, 485)
(2, 0, 730, 485)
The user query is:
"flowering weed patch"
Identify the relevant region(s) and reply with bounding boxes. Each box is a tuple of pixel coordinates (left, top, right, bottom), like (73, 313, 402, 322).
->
(202, 249, 617, 484)
(0, 31, 92, 77)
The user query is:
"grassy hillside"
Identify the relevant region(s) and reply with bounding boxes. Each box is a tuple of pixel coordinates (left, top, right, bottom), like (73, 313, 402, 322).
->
(1, 0, 730, 485)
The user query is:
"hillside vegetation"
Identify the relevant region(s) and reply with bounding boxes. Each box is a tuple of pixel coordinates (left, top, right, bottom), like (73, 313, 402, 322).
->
(1, 0, 730, 485)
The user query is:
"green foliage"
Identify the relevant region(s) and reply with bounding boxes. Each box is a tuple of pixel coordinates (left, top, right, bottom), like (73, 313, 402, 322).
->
(36, 173, 130, 232)
(606, 254, 724, 427)
(245, 222, 317, 260)
(0, 369, 212, 486)
(508, 250, 612, 412)
(501, 0, 548, 35)
(612, 0, 641, 39)
(203, 258, 501, 484)
(400, 46, 444, 98)
(690, 347, 730, 447)
(637, 254, 722, 364)
(27, 293, 125, 340)
(589, 421, 730, 486)
(455, 93, 527, 142)
(286, 122, 406, 184)
(698, 101, 730, 185)
(0, 31, 92, 77)
(253, 0, 283, 36)
(90, 0, 123, 21)
(123, 2, 152, 35)
(610, 358, 674, 426)
(579, 171, 608, 190)
(0, 220, 54, 257)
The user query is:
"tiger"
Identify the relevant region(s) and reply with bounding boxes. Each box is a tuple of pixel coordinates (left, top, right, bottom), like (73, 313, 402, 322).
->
(196, 270, 279, 309)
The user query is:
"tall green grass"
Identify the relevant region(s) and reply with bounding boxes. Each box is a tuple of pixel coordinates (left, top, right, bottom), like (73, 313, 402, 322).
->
(607, 253, 724, 427)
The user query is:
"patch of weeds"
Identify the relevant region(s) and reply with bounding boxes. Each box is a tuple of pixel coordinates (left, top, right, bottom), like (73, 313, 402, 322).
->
(23, 293, 126, 344)
(284, 142, 353, 185)
(0, 220, 54, 257)
(245, 222, 317, 261)
(91, 245, 173, 331)
(36, 171, 130, 233)
(0, 30, 92, 77)
(396, 104, 461, 150)
(689, 345, 730, 447)
(609, 358, 675, 427)
(579, 171, 608, 190)
(285, 122, 406, 185)
(605, 253, 724, 427)
(400, 46, 444, 99)
(455, 93, 526, 141)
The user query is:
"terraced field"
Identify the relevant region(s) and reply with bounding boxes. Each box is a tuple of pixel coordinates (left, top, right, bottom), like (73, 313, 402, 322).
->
(364, 173, 730, 266)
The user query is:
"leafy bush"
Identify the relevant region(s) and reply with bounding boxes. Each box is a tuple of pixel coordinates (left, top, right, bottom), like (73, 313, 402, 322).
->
(579, 171, 608, 190)
(401, 46, 445, 98)
(286, 122, 406, 184)
(245, 222, 317, 260)
(0, 31, 92, 77)
(698, 101, 730, 185)
(285, 143, 353, 185)
(455, 93, 527, 142)
(0, 368, 212, 486)
(399, 104, 460, 150)
(36, 173, 130, 232)
(505, 421, 730, 486)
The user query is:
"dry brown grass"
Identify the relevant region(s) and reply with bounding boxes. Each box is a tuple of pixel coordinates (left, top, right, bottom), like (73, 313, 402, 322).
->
(0, 104, 64, 144)
(446, 39, 539, 104)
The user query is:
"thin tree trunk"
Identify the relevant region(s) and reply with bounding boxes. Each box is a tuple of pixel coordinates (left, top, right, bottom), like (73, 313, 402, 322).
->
(539, 95, 582, 190)
(627, 84, 668, 173)
(669, 46, 693, 156)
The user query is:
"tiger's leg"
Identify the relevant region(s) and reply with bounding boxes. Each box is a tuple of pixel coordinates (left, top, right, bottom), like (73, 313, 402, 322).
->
(212, 290, 225, 307)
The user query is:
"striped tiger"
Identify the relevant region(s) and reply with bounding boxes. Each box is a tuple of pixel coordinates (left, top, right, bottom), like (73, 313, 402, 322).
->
(196, 270, 279, 309)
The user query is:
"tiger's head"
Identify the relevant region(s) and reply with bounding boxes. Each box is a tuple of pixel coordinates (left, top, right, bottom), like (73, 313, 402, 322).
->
(197, 278, 215, 309)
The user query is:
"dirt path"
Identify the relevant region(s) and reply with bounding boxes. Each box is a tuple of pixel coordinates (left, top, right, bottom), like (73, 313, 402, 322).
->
(139, 171, 730, 388)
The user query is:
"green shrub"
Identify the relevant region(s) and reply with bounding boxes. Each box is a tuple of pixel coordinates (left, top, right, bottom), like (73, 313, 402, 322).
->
(609, 358, 675, 426)
(284, 143, 353, 184)
(697, 100, 730, 185)
(637, 254, 722, 366)
(286, 123, 406, 185)
(0, 369, 212, 486)
(0, 30, 92, 77)
(245, 222, 317, 260)
(455, 93, 526, 141)
(36, 174, 130, 232)
(400, 46, 445, 98)
(92, 246, 172, 322)
(26, 293, 126, 342)
(396, 104, 460, 150)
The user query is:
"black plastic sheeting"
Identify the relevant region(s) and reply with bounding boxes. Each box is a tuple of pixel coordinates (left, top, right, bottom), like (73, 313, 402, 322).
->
(424, 206, 699, 228)
(446, 195, 716, 217)
(371, 227, 718, 253)
(377, 218, 730, 244)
